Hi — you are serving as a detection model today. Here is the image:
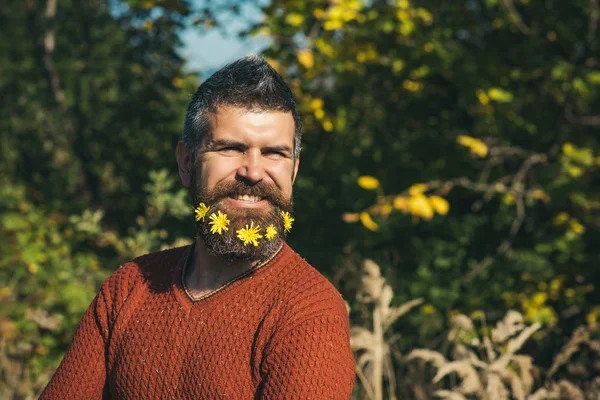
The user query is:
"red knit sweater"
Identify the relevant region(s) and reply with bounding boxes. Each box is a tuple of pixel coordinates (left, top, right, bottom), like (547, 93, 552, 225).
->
(40, 242, 355, 399)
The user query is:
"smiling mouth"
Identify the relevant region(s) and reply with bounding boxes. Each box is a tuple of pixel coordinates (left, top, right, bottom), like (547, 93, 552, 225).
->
(230, 194, 263, 203)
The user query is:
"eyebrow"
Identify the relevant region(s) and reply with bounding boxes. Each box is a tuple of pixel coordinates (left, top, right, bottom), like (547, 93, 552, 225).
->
(203, 139, 248, 151)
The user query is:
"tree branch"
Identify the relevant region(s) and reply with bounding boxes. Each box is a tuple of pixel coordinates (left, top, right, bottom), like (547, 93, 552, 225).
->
(589, 0, 599, 46)
(565, 105, 600, 126)
(42, 0, 66, 108)
(355, 146, 548, 282)
(500, 0, 535, 36)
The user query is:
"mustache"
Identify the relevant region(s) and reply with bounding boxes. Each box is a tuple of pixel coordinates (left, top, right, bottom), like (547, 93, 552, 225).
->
(194, 180, 292, 211)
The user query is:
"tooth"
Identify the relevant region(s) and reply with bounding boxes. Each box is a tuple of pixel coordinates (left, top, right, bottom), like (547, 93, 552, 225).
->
(233, 194, 262, 202)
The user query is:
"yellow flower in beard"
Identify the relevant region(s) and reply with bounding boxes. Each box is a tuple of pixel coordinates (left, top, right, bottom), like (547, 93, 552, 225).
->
(236, 221, 263, 246)
(208, 211, 230, 235)
(281, 211, 294, 232)
(265, 224, 278, 240)
(194, 203, 210, 222)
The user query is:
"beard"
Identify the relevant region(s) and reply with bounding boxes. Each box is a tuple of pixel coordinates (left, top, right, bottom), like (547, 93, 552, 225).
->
(191, 175, 294, 263)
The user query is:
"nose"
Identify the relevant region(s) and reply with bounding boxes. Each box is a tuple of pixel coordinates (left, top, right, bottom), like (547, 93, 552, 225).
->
(236, 149, 265, 184)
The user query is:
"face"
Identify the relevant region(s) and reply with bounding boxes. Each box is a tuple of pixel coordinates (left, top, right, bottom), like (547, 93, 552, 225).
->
(177, 106, 299, 261)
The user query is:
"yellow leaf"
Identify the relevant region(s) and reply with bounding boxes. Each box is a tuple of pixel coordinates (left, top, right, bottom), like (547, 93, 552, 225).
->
(408, 194, 434, 220)
(531, 189, 550, 202)
(416, 8, 433, 25)
(372, 203, 393, 217)
(309, 98, 324, 110)
(397, 0, 410, 9)
(569, 219, 585, 234)
(0, 287, 12, 301)
(324, 19, 343, 31)
(429, 195, 449, 215)
(255, 27, 270, 36)
(457, 135, 488, 157)
(503, 193, 515, 205)
(476, 90, 490, 105)
(360, 212, 379, 231)
(562, 142, 574, 156)
(297, 49, 314, 69)
(392, 59, 405, 73)
(399, 20, 414, 36)
(171, 77, 183, 88)
(342, 212, 360, 223)
(357, 176, 380, 190)
(393, 196, 408, 211)
(402, 79, 422, 92)
(421, 304, 435, 314)
(380, 203, 393, 216)
(322, 120, 334, 132)
(487, 87, 513, 102)
(567, 165, 583, 177)
(532, 292, 547, 307)
(586, 306, 600, 325)
(36, 345, 49, 355)
(265, 57, 280, 71)
(552, 212, 569, 225)
(408, 183, 427, 195)
(285, 13, 305, 27)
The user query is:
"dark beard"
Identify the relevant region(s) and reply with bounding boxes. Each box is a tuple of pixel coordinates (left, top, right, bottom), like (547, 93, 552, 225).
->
(191, 178, 293, 263)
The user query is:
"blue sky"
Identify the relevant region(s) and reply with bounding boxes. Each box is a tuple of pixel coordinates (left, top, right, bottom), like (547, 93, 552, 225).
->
(179, 1, 271, 76)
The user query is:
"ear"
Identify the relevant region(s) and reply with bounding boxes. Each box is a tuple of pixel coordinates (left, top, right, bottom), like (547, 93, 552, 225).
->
(176, 141, 193, 188)
(291, 157, 300, 184)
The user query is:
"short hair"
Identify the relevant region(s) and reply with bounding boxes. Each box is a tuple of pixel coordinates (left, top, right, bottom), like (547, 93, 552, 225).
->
(182, 55, 302, 160)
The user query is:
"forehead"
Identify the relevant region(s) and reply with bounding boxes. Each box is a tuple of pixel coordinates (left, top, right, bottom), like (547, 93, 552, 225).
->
(208, 106, 295, 144)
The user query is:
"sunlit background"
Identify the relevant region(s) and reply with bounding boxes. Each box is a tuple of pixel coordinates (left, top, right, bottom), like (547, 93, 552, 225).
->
(1, 0, 599, 398)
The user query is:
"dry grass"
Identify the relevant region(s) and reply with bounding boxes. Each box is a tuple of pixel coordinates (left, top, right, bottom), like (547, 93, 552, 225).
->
(350, 259, 423, 400)
(348, 258, 600, 399)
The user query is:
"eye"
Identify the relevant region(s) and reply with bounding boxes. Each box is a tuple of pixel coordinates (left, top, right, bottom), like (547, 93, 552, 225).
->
(264, 150, 287, 158)
(220, 147, 242, 154)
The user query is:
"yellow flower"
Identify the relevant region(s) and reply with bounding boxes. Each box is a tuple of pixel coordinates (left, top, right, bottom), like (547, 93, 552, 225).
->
(281, 211, 295, 232)
(265, 224, 278, 240)
(237, 221, 263, 246)
(208, 211, 230, 235)
(194, 203, 210, 222)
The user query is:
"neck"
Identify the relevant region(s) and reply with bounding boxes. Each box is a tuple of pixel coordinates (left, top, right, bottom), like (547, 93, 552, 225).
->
(185, 236, 280, 299)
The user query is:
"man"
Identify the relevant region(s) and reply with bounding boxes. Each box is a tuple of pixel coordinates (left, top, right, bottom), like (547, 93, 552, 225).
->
(41, 55, 356, 399)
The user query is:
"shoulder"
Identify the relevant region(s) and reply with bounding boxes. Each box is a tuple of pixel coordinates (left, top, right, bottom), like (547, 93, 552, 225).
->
(99, 245, 190, 310)
(270, 244, 349, 329)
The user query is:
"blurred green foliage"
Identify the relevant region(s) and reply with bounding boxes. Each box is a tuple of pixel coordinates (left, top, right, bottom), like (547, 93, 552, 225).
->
(1, 0, 599, 397)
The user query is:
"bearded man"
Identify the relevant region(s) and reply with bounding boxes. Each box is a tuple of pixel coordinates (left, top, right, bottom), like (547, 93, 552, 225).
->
(41, 55, 356, 399)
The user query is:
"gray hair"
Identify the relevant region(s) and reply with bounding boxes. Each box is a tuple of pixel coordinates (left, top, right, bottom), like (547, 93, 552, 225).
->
(182, 55, 302, 160)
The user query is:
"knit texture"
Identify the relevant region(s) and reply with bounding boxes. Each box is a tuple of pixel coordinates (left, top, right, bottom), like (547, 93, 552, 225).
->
(40, 242, 355, 399)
